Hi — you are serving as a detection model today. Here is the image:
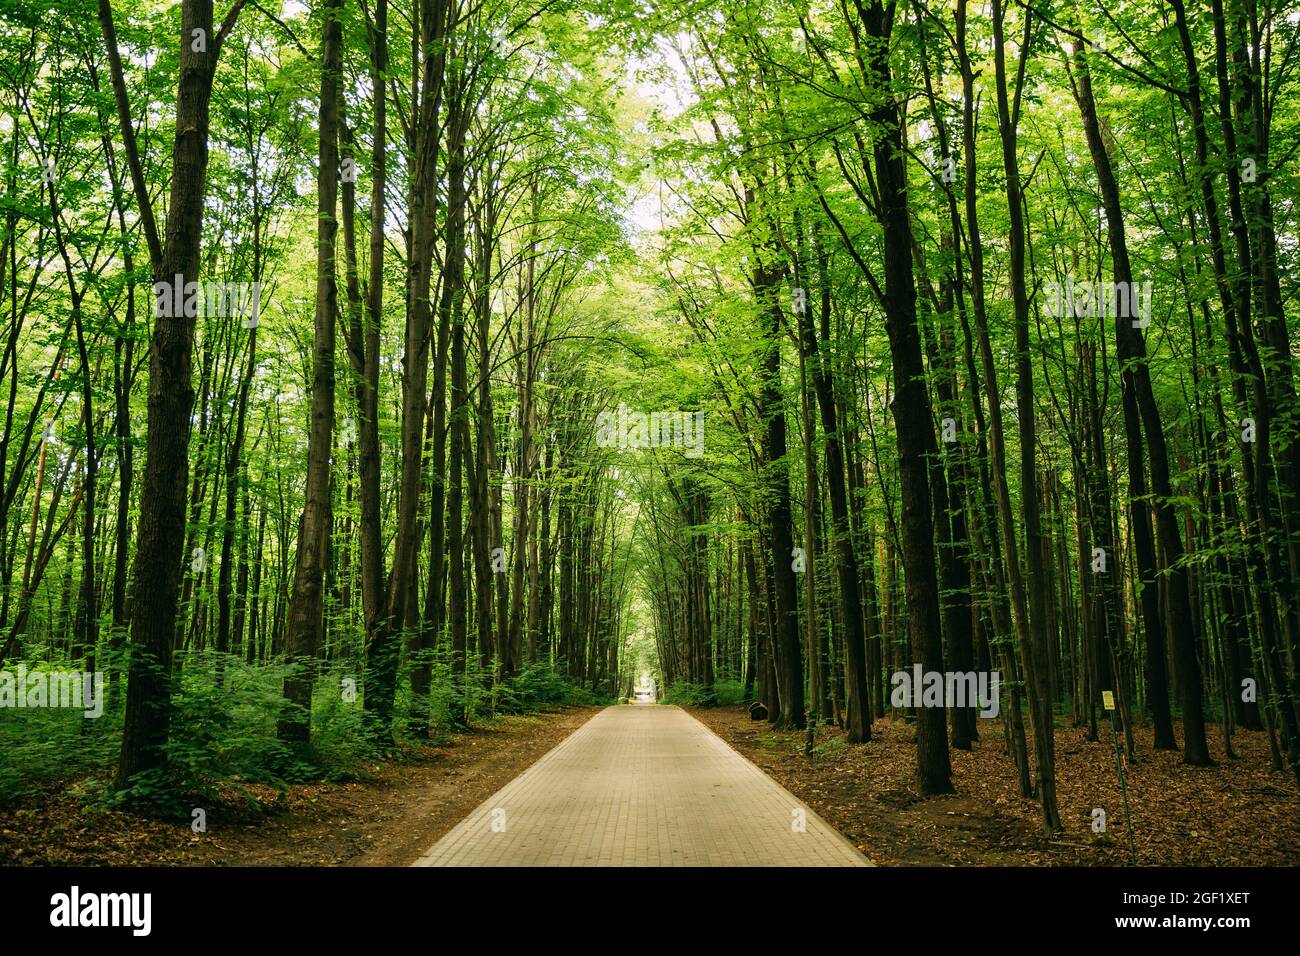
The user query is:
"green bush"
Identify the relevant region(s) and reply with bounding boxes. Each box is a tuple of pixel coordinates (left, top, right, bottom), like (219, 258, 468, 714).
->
(308, 670, 384, 779)
(115, 654, 382, 812)
(713, 679, 747, 706)
(1, 646, 604, 812)
(657, 680, 744, 706)
(0, 705, 119, 804)
(496, 662, 611, 713)
(106, 654, 298, 813)
(660, 681, 719, 706)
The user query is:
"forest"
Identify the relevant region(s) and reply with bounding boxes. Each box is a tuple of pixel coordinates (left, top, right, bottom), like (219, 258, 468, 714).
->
(0, 0, 1298, 869)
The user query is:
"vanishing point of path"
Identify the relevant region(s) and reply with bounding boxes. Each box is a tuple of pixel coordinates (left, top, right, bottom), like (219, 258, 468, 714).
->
(414, 704, 870, 867)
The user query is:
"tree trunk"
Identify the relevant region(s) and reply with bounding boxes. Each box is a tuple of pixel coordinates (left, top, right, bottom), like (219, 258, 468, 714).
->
(279, 0, 341, 746)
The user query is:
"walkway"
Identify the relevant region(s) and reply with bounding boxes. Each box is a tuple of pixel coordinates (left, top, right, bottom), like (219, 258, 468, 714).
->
(413, 704, 870, 866)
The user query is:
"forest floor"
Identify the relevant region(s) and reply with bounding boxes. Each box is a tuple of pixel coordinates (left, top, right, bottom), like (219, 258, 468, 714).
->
(0, 706, 600, 866)
(691, 705, 1300, 866)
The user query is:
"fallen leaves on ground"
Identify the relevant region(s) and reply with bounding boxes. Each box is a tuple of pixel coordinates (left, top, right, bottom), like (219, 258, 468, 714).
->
(690, 706, 1300, 866)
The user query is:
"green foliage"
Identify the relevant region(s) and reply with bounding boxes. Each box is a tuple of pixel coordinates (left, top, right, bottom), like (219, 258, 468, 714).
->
(307, 673, 385, 780)
(712, 679, 746, 706)
(161, 655, 297, 792)
(3, 654, 392, 815)
(0, 706, 119, 805)
(657, 681, 745, 707)
(394, 653, 608, 736)
(112, 655, 374, 812)
(660, 682, 718, 706)
(486, 662, 613, 714)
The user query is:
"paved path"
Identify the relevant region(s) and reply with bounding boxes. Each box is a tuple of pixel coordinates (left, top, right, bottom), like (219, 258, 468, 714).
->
(414, 704, 869, 867)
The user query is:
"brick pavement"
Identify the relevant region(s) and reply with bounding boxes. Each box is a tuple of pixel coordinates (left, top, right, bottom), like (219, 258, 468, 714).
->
(413, 703, 870, 866)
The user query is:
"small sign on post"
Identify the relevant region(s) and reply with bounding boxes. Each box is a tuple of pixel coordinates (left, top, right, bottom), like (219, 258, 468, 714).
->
(1103, 689, 1137, 864)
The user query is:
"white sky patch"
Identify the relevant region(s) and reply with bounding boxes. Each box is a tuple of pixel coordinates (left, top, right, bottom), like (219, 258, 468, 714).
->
(627, 190, 659, 234)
